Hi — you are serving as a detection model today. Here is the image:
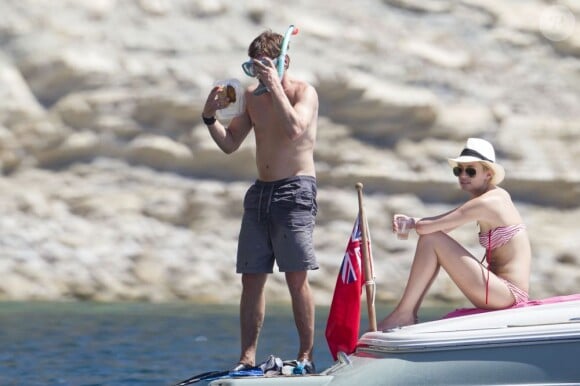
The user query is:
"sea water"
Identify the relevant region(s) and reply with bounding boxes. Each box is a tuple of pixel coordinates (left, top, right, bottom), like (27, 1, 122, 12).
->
(0, 302, 448, 386)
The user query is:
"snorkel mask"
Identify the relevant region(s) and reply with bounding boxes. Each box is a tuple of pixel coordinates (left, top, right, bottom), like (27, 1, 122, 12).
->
(241, 58, 279, 78)
(241, 25, 299, 96)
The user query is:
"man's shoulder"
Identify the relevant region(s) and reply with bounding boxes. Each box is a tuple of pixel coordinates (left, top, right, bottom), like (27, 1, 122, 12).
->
(286, 75, 315, 89)
(290, 78, 318, 101)
(296, 78, 316, 91)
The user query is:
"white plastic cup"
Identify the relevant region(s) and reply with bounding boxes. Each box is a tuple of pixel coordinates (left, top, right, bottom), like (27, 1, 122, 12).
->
(396, 217, 410, 240)
(213, 78, 244, 121)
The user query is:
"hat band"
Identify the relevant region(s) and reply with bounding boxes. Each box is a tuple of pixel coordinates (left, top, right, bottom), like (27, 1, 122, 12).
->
(460, 148, 493, 163)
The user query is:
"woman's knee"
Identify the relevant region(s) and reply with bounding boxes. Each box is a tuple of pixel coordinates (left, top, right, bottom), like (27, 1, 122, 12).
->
(417, 231, 447, 248)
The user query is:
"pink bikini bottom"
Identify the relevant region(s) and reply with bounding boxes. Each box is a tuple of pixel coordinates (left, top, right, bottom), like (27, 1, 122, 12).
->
(501, 277, 529, 305)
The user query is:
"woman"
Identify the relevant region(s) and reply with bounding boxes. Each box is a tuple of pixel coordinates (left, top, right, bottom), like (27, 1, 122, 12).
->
(378, 138, 531, 331)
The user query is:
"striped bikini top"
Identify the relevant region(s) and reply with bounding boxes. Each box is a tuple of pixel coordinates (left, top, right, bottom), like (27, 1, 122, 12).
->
(479, 224, 526, 251)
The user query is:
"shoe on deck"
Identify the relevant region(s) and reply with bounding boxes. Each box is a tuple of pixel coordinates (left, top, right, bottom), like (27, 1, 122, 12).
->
(283, 359, 316, 375)
(258, 355, 284, 375)
(302, 360, 316, 374)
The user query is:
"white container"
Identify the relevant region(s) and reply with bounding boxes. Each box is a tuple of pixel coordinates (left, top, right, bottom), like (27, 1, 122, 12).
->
(213, 78, 245, 121)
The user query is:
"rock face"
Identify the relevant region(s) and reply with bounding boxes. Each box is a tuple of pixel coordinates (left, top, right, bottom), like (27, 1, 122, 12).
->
(0, 0, 579, 305)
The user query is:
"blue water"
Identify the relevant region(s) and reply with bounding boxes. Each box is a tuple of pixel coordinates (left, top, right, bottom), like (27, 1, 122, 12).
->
(0, 302, 447, 385)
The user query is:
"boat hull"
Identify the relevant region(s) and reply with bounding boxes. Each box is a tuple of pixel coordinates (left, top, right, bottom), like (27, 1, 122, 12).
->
(211, 300, 580, 385)
(325, 338, 580, 385)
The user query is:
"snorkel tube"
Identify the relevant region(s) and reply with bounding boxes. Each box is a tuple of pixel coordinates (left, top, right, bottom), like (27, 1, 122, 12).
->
(254, 24, 299, 95)
(277, 24, 299, 78)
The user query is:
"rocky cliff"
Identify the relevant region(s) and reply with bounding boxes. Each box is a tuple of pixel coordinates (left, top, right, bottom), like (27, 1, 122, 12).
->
(1, 0, 579, 305)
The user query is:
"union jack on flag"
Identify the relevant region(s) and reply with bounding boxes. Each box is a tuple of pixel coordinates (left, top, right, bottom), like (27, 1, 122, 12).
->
(340, 217, 362, 285)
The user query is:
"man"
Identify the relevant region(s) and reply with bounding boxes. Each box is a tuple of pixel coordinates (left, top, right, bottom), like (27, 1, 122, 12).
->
(201, 29, 319, 373)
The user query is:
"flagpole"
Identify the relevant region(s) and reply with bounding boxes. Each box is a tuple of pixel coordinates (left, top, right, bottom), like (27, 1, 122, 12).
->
(355, 182, 377, 332)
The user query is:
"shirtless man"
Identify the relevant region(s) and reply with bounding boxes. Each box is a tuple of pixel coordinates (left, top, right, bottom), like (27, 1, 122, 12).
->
(201, 30, 319, 373)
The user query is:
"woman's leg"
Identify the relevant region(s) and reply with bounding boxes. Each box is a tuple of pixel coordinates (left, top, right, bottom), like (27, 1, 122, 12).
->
(377, 231, 513, 330)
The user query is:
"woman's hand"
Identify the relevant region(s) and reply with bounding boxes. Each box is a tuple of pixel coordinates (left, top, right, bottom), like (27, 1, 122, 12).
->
(392, 214, 416, 234)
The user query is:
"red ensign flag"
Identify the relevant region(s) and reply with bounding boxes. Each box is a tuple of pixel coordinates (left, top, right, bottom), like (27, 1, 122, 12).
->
(325, 216, 364, 361)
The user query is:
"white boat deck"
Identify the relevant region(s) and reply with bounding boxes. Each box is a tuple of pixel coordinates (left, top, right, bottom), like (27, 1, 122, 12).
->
(359, 300, 580, 352)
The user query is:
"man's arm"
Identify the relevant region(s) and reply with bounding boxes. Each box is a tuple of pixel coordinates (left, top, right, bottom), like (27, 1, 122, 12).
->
(254, 58, 318, 141)
(270, 82, 318, 141)
(202, 86, 253, 154)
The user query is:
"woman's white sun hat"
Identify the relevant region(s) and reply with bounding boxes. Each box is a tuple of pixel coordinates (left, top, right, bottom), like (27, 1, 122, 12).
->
(448, 138, 505, 185)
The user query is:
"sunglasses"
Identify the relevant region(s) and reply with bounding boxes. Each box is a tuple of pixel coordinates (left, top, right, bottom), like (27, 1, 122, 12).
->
(453, 166, 477, 178)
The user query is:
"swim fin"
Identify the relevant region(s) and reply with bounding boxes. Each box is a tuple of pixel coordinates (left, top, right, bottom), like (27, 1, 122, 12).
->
(172, 367, 263, 385)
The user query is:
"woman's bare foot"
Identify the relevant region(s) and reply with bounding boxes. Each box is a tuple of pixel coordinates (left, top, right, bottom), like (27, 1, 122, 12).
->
(377, 312, 417, 331)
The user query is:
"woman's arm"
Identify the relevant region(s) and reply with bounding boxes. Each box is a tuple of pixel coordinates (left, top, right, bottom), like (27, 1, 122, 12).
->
(414, 195, 496, 235)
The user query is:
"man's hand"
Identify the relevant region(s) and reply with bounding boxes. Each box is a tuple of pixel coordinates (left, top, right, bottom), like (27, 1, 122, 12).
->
(203, 85, 233, 118)
(252, 57, 280, 91)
